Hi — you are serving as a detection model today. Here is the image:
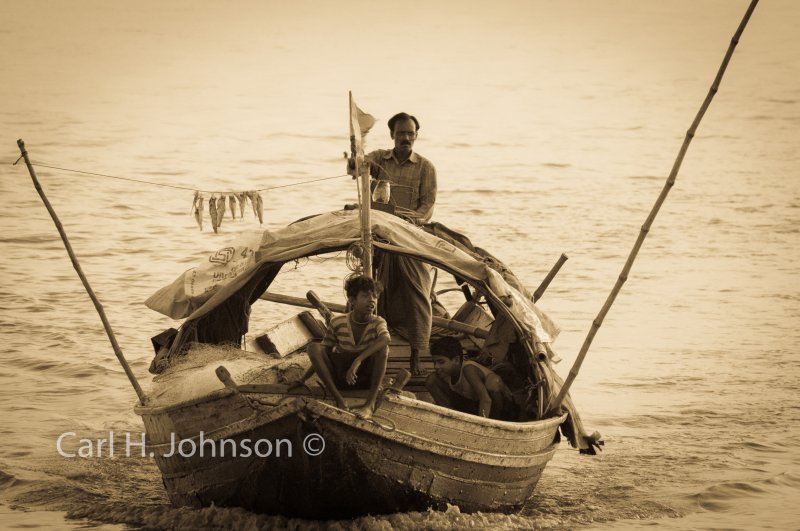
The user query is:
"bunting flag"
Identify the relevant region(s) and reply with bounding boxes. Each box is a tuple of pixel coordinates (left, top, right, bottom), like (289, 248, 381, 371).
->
(349, 91, 376, 164)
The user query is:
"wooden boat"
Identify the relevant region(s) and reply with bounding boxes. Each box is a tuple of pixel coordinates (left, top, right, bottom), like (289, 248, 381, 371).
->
(136, 209, 598, 518)
(21, 6, 760, 516)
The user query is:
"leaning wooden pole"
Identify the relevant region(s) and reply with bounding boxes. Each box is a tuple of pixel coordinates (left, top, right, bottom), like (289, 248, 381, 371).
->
(548, 0, 759, 414)
(16, 139, 147, 405)
(533, 253, 568, 303)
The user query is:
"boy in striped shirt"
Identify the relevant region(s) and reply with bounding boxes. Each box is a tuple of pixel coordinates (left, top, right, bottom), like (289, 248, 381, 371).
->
(307, 275, 390, 418)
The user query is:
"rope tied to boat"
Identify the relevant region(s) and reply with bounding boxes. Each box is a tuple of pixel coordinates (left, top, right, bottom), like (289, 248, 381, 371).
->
(9, 159, 350, 194)
(10, 156, 353, 232)
(362, 414, 396, 432)
(346, 241, 369, 274)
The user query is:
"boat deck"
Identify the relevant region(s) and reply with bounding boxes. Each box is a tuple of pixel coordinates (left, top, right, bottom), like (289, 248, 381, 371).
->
(385, 335, 435, 391)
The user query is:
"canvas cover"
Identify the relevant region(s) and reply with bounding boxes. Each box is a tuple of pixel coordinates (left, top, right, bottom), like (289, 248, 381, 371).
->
(145, 209, 558, 344)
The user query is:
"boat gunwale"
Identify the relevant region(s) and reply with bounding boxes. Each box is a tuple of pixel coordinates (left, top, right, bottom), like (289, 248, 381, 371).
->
(339, 391, 565, 433)
(142, 395, 564, 468)
(136, 386, 566, 437)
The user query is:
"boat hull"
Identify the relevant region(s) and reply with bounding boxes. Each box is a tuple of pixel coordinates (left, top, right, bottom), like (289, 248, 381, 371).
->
(136, 390, 564, 518)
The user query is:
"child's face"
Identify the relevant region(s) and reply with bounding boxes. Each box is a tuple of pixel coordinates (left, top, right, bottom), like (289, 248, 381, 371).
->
(350, 289, 377, 315)
(433, 355, 460, 379)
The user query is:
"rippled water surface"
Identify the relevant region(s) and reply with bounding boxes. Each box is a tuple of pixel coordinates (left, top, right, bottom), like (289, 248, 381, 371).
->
(1, 1, 798, 529)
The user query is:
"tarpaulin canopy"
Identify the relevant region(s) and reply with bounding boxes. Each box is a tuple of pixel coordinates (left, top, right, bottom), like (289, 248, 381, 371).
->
(145, 209, 559, 344)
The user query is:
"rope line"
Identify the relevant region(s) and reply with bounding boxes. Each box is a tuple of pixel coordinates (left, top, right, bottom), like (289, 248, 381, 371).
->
(12, 161, 349, 194)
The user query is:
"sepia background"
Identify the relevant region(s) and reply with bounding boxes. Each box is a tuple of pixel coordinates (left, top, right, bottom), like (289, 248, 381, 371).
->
(1, 0, 798, 529)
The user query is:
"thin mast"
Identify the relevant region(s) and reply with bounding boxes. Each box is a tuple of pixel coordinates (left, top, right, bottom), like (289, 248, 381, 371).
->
(350, 91, 373, 278)
(16, 140, 147, 405)
(549, 0, 760, 414)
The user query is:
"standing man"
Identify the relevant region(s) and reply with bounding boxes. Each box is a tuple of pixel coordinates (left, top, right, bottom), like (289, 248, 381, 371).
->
(365, 112, 437, 222)
(365, 112, 437, 374)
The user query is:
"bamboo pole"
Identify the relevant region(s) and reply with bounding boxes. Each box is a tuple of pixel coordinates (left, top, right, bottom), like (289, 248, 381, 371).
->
(16, 139, 147, 405)
(350, 91, 373, 278)
(360, 170, 373, 277)
(548, 0, 759, 415)
(533, 253, 568, 303)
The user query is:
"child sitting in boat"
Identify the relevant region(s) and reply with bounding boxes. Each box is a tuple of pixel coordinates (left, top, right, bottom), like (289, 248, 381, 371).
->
(426, 336, 516, 420)
(307, 275, 390, 418)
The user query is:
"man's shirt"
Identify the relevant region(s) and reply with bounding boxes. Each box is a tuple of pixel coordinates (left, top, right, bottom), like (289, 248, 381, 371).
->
(366, 149, 437, 222)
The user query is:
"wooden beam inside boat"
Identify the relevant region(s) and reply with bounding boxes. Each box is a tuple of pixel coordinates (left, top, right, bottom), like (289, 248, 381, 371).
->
(261, 292, 490, 339)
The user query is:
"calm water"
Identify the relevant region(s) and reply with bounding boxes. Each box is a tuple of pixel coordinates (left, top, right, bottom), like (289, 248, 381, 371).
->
(1, 1, 798, 529)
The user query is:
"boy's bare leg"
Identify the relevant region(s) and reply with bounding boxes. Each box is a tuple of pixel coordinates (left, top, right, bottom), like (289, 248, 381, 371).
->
(410, 348, 422, 375)
(487, 389, 507, 420)
(485, 374, 512, 420)
(354, 346, 389, 419)
(307, 343, 347, 409)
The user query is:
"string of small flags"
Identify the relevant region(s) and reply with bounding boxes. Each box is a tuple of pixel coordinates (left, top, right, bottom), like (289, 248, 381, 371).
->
(192, 191, 264, 233)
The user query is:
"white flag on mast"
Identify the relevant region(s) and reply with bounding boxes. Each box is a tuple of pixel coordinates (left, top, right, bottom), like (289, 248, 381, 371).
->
(349, 92, 376, 163)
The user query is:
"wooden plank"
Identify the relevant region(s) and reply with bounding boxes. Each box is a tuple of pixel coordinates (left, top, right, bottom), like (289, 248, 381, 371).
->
(249, 313, 314, 358)
(261, 291, 490, 338)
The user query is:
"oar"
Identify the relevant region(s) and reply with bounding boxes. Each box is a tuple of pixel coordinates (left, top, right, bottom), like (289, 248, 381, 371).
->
(215, 365, 239, 392)
(16, 140, 146, 405)
(548, 0, 760, 415)
(306, 290, 334, 325)
(264, 291, 490, 339)
(285, 290, 335, 386)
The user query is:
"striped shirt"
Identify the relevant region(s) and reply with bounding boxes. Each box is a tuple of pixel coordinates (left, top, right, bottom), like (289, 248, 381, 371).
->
(366, 149, 437, 222)
(321, 313, 390, 354)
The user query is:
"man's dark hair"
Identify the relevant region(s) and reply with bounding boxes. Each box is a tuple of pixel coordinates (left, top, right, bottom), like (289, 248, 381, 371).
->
(430, 336, 463, 360)
(344, 275, 381, 299)
(387, 112, 420, 133)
